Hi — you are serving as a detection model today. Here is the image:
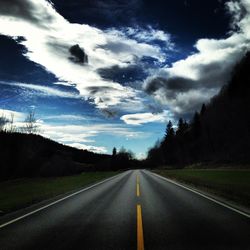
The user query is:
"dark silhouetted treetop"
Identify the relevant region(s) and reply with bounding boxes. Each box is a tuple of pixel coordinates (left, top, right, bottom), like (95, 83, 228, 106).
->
(176, 118, 189, 136)
(165, 120, 175, 140)
(200, 103, 207, 116)
(112, 147, 117, 157)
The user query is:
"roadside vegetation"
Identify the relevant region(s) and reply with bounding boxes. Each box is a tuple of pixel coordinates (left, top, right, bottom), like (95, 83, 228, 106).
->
(155, 168, 250, 209)
(0, 172, 117, 214)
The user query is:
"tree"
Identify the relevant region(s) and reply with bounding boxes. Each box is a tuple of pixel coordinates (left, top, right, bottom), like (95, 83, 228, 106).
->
(8, 113, 17, 133)
(112, 147, 117, 157)
(23, 111, 39, 134)
(162, 120, 177, 165)
(165, 120, 175, 140)
(176, 118, 189, 136)
(192, 112, 201, 138)
(0, 114, 9, 131)
(200, 103, 207, 116)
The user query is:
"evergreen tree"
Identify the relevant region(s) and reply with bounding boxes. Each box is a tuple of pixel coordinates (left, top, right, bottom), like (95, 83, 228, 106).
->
(112, 147, 117, 157)
(176, 118, 188, 136)
(192, 112, 201, 138)
(165, 120, 175, 140)
(200, 103, 207, 116)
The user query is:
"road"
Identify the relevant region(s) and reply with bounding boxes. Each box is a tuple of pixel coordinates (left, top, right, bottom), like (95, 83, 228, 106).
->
(0, 170, 249, 250)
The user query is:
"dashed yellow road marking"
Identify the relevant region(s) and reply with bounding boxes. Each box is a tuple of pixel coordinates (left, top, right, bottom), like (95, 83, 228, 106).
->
(137, 183, 140, 197)
(137, 204, 144, 250)
(136, 175, 140, 197)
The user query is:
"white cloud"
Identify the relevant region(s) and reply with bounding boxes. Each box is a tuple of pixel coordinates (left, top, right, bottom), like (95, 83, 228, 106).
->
(67, 143, 107, 154)
(0, 0, 172, 112)
(121, 111, 170, 125)
(43, 114, 88, 121)
(0, 108, 25, 121)
(38, 123, 147, 145)
(144, 0, 250, 116)
(0, 81, 78, 98)
(119, 26, 174, 50)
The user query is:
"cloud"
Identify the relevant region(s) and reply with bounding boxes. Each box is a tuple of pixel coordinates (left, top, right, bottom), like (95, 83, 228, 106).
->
(121, 111, 170, 125)
(0, 81, 78, 98)
(103, 27, 167, 63)
(0, 0, 172, 113)
(226, 0, 246, 30)
(69, 44, 88, 64)
(0, 0, 59, 26)
(67, 143, 107, 154)
(0, 108, 25, 121)
(39, 122, 148, 142)
(143, 0, 250, 116)
(117, 26, 174, 50)
(42, 114, 89, 122)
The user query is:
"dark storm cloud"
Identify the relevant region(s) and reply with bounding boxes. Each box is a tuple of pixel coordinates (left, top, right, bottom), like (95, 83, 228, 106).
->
(144, 77, 199, 114)
(145, 77, 214, 117)
(144, 69, 231, 116)
(0, 0, 56, 26)
(69, 44, 88, 64)
(145, 77, 193, 96)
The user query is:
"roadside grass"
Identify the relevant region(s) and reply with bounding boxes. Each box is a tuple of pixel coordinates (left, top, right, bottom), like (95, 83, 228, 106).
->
(0, 172, 117, 214)
(154, 169, 250, 208)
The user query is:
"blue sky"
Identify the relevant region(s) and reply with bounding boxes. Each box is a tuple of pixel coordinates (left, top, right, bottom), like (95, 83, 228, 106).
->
(0, 0, 250, 157)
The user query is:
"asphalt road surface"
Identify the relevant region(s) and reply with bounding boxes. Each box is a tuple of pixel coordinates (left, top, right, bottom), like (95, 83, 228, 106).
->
(0, 170, 250, 250)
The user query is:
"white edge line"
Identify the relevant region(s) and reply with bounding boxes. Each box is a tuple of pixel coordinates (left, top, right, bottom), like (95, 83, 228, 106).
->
(0, 171, 127, 229)
(149, 171, 250, 219)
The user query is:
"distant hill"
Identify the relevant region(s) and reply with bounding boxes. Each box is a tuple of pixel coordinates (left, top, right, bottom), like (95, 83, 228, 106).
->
(147, 52, 250, 167)
(0, 132, 111, 179)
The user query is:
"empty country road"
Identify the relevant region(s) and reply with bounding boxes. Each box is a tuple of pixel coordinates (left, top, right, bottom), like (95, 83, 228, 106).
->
(0, 170, 249, 250)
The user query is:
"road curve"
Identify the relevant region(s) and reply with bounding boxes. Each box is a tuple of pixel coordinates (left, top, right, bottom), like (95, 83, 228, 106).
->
(0, 170, 249, 250)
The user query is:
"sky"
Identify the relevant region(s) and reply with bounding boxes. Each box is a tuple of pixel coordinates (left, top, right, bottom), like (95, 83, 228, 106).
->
(0, 0, 250, 158)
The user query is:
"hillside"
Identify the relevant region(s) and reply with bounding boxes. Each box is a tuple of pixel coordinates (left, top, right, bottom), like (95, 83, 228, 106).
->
(147, 52, 250, 167)
(0, 132, 111, 179)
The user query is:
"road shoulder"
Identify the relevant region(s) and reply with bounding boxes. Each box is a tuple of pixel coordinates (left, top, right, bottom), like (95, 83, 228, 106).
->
(150, 170, 250, 218)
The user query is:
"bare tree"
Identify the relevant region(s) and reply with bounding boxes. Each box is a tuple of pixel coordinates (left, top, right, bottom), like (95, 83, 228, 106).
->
(23, 111, 39, 134)
(8, 113, 17, 133)
(0, 113, 9, 131)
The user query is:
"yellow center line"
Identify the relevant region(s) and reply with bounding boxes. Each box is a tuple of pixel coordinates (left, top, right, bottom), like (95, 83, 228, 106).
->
(137, 204, 144, 250)
(136, 175, 140, 197)
(137, 183, 140, 197)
